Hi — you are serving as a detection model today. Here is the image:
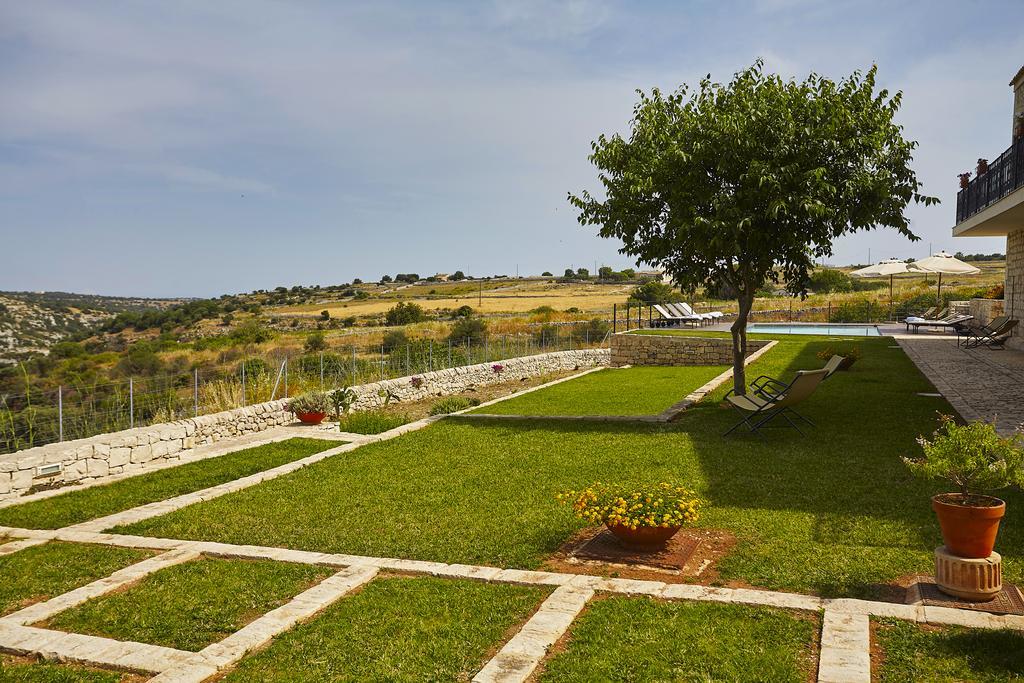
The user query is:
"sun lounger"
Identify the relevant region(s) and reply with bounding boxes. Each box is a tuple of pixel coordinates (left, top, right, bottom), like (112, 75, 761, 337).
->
(669, 303, 712, 326)
(748, 355, 845, 400)
(904, 307, 947, 329)
(724, 368, 829, 436)
(653, 304, 702, 327)
(956, 316, 1008, 348)
(675, 302, 724, 324)
(905, 313, 972, 333)
(960, 319, 1019, 350)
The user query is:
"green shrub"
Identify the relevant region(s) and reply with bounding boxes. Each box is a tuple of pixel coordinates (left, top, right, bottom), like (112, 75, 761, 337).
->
(336, 410, 409, 434)
(304, 332, 326, 353)
(385, 302, 427, 326)
(239, 358, 270, 377)
(904, 415, 1024, 500)
(585, 317, 610, 340)
(382, 330, 409, 352)
(449, 317, 487, 344)
(429, 396, 481, 415)
(808, 268, 853, 293)
(629, 281, 681, 304)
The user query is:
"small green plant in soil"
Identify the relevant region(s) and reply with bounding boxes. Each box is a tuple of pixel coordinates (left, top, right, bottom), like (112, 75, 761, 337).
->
(903, 414, 1024, 502)
(337, 410, 410, 435)
(429, 396, 480, 415)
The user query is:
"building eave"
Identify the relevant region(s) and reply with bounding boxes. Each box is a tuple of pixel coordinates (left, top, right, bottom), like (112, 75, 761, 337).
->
(954, 185, 1024, 236)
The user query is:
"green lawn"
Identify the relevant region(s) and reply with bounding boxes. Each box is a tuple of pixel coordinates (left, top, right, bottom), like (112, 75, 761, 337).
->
(108, 335, 1002, 599)
(0, 656, 130, 682)
(1, 542, 151, 616)
(0, 438, 337, 530)
(873, 618, 1024, 681)
(45, 557, 332, 651)
(223, 576, 548, 682)
(540, 597, 817, 682)
(469, 365, 729, 416)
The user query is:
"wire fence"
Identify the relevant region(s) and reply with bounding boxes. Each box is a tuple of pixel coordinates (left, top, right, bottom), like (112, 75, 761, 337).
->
(0, 327, 610, 455)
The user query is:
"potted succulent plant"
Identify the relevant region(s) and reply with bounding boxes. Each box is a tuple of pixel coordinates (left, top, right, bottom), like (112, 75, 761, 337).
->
(1015, 113, 1024, 140)
(286, 391, 331, 425)
(958, 172, 971, 189)
(558, 482, 703, 551)
(903, 415, 1024, 558)
(976, 158, 989, 175)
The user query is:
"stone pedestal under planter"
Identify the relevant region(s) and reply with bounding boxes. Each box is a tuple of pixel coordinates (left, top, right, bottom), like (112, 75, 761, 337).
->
(935, 546, 1002, 602)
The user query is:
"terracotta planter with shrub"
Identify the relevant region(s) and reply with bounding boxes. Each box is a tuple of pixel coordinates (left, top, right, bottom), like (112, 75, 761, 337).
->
(606, 523, 681, 550)
(296, 411, 327, 425)
(931, 494, 1006, 558)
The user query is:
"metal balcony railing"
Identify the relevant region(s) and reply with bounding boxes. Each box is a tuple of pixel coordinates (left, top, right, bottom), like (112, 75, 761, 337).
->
(956, 136, 1024, 223)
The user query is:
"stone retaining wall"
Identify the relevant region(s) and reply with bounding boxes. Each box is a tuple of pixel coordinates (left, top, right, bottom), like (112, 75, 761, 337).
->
(611, 332, 770, 367)
(0, 349, 608, 500)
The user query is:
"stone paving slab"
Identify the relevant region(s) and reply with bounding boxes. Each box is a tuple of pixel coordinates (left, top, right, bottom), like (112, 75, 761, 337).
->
(0, 622, 192, 674)
(817, 611, 870, 683)
(897, 337, 1024, 436)
(473, 586, 594, 683)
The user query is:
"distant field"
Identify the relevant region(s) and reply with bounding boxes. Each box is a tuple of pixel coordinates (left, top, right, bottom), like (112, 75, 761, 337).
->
(278, 280, 635, 317)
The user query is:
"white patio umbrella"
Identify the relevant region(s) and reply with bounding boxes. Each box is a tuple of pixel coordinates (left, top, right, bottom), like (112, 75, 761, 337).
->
(908, 251, 981, 305)
(849, 258, 911, 317)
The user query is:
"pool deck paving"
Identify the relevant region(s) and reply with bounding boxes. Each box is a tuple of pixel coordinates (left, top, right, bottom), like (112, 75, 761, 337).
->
(895, 334, 1024, 436)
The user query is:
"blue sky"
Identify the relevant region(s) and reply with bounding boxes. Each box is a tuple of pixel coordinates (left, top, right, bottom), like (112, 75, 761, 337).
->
(1, 0, 1022, 297)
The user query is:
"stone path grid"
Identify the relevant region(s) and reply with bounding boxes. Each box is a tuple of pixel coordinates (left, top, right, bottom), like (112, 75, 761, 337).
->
(0, 361, 1021, 682)
(896, 336, 1024, 436)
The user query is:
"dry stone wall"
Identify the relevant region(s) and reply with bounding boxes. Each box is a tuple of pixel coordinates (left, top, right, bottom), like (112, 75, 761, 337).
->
(611, 332, 770, 367)
(0, 349, 608, 500)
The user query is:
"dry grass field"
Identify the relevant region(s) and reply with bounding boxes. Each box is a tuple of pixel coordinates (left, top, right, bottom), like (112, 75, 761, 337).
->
(277, 279, 636, 317)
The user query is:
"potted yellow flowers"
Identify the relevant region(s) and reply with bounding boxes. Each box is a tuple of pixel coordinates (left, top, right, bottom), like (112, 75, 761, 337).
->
(558, 482, 703, 550)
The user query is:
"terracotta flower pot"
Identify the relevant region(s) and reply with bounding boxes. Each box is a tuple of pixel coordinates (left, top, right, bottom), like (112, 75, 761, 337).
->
(295, 411, 327, 425)
(931, 493, 1005, 558)
(606, 523, 681, 551)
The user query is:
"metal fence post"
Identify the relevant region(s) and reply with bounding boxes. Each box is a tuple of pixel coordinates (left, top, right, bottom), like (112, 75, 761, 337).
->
(613, 303, 617, 333)
(429, 340, 433, 372)
(129, 378, 134, 429)
(320, 351, 324, 389)
(193, 368, 199, 416)
(241, 361, 247, 406)
(58, 385, 63, 442)
(406, 344, 410, 375)
(380, 345, 384, 380)
(284, 357, 289, 398)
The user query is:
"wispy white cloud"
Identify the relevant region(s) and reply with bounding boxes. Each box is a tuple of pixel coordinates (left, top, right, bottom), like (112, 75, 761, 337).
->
(0, 0, 1021, 295)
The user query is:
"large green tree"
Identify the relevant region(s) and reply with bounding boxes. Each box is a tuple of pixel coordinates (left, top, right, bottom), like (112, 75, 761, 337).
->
(570, 61, 937, 393)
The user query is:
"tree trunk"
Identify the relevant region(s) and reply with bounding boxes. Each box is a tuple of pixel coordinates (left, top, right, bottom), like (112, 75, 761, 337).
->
(731, 292, 754, 395)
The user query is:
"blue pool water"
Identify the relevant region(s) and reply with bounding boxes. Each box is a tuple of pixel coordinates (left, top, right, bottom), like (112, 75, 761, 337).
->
(746, 323, 881, 337)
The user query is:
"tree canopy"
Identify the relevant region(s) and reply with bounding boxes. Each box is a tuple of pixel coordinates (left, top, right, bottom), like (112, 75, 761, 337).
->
(570, 61, 937, 391)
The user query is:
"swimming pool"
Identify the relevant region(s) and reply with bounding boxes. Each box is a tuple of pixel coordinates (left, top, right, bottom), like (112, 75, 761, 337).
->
(746, 323, 881, 337)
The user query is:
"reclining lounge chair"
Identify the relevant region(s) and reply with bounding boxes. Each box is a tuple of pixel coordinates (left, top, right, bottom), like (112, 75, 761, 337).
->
(724, 368, 829, 436)
(905, 313, 973, 334)
(653, 304, 702, 328)
(747, 355, 846, 399)
(960, 318, 1019, 350)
